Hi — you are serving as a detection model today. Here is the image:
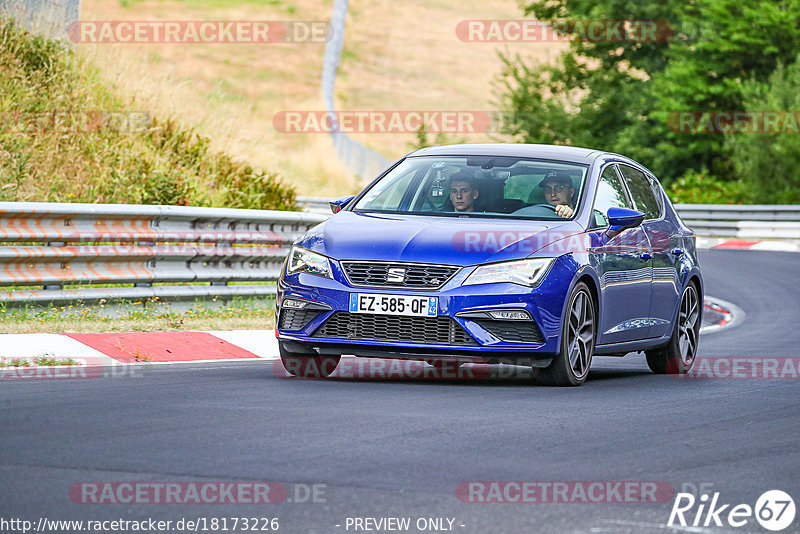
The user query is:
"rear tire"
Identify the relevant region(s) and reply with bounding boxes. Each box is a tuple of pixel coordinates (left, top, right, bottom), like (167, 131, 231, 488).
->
(646, 282, 700, 374)
(536, 282, 595, 386)
(279, 342, 340, 378)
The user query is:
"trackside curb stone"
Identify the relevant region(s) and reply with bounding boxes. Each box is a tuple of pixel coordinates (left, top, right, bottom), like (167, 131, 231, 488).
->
(0, 297, 738, 365)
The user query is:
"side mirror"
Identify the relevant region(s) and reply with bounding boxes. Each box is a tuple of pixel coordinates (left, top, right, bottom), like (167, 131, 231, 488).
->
(329, 195, 354, 214)
(606, 207, 645, 236)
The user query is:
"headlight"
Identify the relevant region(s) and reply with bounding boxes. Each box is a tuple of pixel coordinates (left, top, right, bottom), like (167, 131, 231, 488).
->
(462, 258, 555, 288)
(286, 246, 333, 278)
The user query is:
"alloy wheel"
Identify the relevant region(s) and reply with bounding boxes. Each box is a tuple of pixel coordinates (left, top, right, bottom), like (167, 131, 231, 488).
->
(678, 284, 700, 366)
(567, 289, 594, 379)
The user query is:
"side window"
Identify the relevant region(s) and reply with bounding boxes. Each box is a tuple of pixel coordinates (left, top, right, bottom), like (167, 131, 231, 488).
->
(618, 165, 661, 219)
(359, 167, 419, 210)
(646, 174, 665, 215)
(592, 165, 631, 227)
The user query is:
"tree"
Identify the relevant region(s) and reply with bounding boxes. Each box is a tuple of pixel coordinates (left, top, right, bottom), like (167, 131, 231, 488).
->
(723, 58, 800, 203)
(500, 0, 800, 185)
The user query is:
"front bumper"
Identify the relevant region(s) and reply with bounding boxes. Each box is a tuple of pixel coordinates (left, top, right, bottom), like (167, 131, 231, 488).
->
(276, 259, 572, 362)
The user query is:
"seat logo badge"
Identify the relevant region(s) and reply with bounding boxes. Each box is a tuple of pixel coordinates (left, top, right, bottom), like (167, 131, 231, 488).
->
(386, 268, 406, 283)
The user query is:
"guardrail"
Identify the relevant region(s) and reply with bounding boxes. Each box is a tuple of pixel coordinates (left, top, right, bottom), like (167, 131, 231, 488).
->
(296, 196, 337, 215)
(1, 201, 796, 305)
(298, 197, 800, 240)
(674, 204, 800, 240)
(0, 203, 328, 304)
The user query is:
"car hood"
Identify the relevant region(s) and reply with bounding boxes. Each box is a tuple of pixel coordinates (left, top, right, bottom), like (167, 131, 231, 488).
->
(297, 211, 583, 266)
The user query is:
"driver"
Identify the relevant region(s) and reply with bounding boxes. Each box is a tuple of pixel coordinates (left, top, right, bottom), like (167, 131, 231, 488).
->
(539, 171, 575, 218)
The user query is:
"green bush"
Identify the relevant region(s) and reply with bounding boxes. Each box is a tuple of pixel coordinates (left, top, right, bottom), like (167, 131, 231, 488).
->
(499, 0, 800, 196)
(143, 118, 296, 209)
(666, 169, 752, 204)
(723, 59, 800, 204)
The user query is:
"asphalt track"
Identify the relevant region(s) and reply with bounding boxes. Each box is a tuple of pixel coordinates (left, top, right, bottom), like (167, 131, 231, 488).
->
(1, 249, 799, 534)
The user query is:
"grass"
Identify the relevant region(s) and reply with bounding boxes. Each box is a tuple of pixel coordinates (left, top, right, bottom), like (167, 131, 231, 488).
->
(77, 0, 559, 195)
(3, 0, 561, 199)
(0, 16, 290, 332)
(0, 357, 79, 367)
(78, 0, 356, 196)
(0, 296, 276, 333)
(0, 14, 296, 209)
(0, 0, 561, 332)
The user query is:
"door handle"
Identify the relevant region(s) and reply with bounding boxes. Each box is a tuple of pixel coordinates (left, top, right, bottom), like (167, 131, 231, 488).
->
(671, 248, 684, 256)
(640, 252, 653, 261)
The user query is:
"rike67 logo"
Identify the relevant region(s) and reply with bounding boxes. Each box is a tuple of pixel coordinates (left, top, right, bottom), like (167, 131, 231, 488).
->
(668, 490, 796, 531)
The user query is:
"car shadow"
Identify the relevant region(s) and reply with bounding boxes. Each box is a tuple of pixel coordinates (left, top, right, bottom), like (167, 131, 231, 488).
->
(271, 358, 656, 387)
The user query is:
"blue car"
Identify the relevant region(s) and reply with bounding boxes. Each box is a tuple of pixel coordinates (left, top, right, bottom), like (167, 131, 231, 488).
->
(276, 144, 702, 386)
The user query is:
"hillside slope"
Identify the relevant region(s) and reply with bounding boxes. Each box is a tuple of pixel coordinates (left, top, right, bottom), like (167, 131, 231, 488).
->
(79, 0, 559, 195)
(0, 18, 296, 209)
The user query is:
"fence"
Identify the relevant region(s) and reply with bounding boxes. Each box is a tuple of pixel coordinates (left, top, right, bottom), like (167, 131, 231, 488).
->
(0, 0, 80, 41)
(321, 0, 389, 181)
(0, 203, 327, 304)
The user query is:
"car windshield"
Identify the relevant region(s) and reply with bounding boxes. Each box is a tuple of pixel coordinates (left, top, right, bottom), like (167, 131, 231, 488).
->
(353, 155, 588, 220)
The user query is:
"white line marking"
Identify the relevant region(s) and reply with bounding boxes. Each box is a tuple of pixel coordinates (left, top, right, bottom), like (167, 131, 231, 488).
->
(700, 296, 745, 335)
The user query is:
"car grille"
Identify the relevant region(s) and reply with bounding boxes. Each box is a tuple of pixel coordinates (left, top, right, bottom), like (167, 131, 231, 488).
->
(314, 312, 477, 345)
(471, 319, 545, 344)
(341, 262, 460, 290)
(279, 309, 322, 331)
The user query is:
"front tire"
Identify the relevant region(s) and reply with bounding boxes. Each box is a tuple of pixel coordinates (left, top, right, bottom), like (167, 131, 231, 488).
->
(536, 282, 595, 386)
(279, 342, 340, 378)
(646, 282, 700, 374)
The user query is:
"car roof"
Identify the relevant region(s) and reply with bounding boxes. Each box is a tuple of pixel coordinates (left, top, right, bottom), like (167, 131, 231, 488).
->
(407, 143, 607, 164)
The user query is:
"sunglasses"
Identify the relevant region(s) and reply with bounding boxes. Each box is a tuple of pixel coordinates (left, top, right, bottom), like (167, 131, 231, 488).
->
(540, 184, 570, 193)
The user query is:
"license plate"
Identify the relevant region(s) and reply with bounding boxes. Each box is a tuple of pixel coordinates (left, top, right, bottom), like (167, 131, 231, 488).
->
(349, 293, 438, 317)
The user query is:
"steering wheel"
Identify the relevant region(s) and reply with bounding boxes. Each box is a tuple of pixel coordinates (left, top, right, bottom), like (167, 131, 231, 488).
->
(511, 203, 558, 216)
(529, 203, 557, 212)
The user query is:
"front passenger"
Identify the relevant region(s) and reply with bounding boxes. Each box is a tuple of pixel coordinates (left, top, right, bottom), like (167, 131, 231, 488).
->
(448, 172, 480, 213)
